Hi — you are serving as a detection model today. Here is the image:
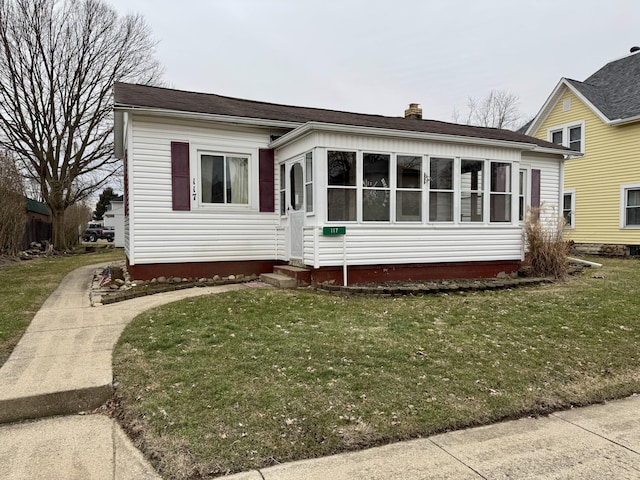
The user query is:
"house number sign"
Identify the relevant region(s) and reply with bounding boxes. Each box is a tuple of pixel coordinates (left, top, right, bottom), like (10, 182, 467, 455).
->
(322, 226, 346, 236)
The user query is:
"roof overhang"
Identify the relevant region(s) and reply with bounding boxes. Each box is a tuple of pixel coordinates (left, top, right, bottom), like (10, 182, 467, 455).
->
(113, 104, 301, 130)
(113, 104, 570, 159)
(609, 113, 640, 126)
(271, 121, 570, 156)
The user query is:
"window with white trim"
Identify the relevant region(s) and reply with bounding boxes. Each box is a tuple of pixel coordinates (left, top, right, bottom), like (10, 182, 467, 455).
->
(396, 155, 422, 222)
(460, 159, 484, 222)
(548, 121, 584, 153)
(428, 157, 454, 222)
(490, 162, 512, 223)
(279, 163, 286, 215)
(325, 151, 517, 225)
(201, 153, 249, 204)
(305, 151, 313, 214)
(518, 169, 527, 222)
(563, 190, 575, 228)
(327, 150, 357, 221)
(621, 184, 640, 228)
(362, 153, 390, 222)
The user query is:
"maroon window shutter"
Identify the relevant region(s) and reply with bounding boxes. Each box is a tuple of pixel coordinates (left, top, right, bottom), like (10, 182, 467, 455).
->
(259, 148, 275, 212)
(171, 142, 190, 211)
(531, 169, 541, 221)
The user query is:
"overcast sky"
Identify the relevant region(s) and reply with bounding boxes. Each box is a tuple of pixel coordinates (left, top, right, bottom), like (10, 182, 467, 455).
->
(108, 0, 640, 126)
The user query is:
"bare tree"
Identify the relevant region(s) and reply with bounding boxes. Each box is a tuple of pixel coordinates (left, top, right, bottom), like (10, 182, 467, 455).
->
(0, 149, 26, 255)
(0, 0, 162, 249)
(453, 89, 523, 130)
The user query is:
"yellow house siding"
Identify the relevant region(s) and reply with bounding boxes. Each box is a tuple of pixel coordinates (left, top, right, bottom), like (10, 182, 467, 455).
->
(531, 88, 640, 245)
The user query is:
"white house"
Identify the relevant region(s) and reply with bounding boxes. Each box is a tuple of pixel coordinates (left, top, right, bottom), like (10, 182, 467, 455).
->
(113, 83, 569, 285)
(103, 196, 125, 247)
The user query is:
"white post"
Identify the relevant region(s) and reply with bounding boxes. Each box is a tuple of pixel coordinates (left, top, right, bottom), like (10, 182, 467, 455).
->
(343, 234, 347, 286)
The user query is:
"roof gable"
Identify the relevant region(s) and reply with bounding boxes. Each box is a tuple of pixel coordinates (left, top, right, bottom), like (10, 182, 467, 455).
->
(114, 83, 567, 153)
(527, 51, 640, 134)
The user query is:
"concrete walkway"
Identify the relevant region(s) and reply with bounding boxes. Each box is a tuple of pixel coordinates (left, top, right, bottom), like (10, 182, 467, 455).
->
(1, 263, 640, 479)
(0, 263, 244, 479)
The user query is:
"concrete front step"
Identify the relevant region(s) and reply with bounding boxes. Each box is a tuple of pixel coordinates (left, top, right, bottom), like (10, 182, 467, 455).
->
(274, 265, 312, 286)
(260, 273, 298, 289)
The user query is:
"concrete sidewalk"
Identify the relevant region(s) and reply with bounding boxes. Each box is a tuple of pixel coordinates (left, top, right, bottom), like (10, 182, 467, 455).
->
(0, 263, 244, 479)
(224, 395, 640, 479)
(1, 263, 639, 479)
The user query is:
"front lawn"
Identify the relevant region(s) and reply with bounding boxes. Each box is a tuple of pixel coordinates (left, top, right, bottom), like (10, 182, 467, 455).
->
(0, 247, 125, 365)
(113, 257, 640, 478)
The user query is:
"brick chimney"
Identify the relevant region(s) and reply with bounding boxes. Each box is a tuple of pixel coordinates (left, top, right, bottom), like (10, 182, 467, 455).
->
(404, 103, 422, 120)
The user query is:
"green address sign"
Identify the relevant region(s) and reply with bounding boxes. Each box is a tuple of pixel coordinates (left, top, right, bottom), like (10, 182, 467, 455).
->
(322, 226, 346, 236)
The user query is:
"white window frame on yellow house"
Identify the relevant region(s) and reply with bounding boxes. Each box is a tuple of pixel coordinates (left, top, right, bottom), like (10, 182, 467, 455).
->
(620, 183, 640, 229)
(563, 189, 576, 229)
(547, 120, 585, 154)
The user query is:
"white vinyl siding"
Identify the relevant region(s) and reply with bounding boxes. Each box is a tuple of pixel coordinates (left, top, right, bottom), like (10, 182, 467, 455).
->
(127, 115, 280, 265)
(304, 225, 523, 268)
(125, 115, 564, 270)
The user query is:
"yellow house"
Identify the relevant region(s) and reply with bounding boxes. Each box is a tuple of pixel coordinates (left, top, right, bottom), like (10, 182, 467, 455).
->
(526, 48, 640, 255)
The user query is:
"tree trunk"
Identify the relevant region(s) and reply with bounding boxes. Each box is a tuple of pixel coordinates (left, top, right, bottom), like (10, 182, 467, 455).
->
(50, 207, 67, 250)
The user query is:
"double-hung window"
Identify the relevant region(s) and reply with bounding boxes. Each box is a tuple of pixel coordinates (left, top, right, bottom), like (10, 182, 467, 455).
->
(396, 155, 422, 222)
(362, 153, 390, 222)
(201, 154, 249, 204)
(621, 184, 640, 228)
(563, 190, 575, 228)
(428, 157, 454, 222)
(279, 164, 286, 215)
(549, 122, 584, 153)
(460, 159, 484, 222)
(327, 150, 357, 221)
(518, 169, 527, 222)
(305, 152, 313, 214)
(490, 162, 512, 222)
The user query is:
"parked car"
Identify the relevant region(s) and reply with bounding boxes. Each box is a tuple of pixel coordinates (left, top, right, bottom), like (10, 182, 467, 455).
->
(82, 224, 114, 242)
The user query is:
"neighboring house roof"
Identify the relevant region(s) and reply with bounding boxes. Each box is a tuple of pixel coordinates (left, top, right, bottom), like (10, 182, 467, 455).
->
(527, 50, 640, 135)
(25, 197, 50, 216)
(114, 83, 567, 153)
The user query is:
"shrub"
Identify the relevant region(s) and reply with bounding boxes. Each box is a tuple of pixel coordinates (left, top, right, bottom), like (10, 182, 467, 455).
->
(523, 207, 569, 279)
(63, 203, 91, 248)
(0, 150, 26, 255)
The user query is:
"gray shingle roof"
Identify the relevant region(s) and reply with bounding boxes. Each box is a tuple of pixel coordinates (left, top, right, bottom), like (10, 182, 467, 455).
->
(567, 51, 640, 121)
(114, 83, 566, 151)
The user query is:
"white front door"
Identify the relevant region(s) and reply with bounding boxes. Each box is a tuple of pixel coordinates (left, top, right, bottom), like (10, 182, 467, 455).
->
(287, 160, 305, 261)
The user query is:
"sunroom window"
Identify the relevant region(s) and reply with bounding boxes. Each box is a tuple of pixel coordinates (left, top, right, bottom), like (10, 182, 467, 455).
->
(460, 159, 484, 222)
(305, 151, 313, 214)
(362, 153, 390, 221)
(428, 157, 454, 222)
(327, 150, 356, 221)
(490, 162, 512, 223)
(396, 155, 422, 222)
(201, 154, 248, 204)
(518, 169, 527, 222)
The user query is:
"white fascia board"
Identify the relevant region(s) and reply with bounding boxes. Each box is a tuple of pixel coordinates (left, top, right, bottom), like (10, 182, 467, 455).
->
(525, 79, 567, 136)
(609, 113, 640, 126)
(563, 82, 611, 124)
(113, 105, 302, 130)
(270, 121, 542, 151)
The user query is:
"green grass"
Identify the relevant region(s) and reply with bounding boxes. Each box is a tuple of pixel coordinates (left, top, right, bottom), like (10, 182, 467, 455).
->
(113, 257, 640, 478)
(0, 247, 125, 365)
